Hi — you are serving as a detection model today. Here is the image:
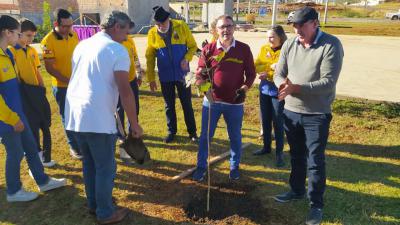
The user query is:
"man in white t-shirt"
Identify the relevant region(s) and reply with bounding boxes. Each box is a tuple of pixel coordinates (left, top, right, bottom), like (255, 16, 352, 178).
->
(65, 11, 143, 225)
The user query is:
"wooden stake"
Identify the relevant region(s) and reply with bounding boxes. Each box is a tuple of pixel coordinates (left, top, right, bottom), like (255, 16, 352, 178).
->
(170, 142, 251, 182)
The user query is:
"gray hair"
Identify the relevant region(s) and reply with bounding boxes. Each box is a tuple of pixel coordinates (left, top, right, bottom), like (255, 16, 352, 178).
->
(101, 11, 135, 30)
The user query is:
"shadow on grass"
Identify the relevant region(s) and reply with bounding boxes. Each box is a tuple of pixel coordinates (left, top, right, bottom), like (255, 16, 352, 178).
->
(327, 142, 400, 161)
(0, 185, 97, 225)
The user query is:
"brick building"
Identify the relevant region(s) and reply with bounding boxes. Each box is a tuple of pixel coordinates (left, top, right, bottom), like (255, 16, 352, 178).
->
(0, 0, 169, 33)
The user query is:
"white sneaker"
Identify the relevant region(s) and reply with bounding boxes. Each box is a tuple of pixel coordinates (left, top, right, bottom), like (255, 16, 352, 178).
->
(42, 160, 57, 167)
(69, 148, 83, 160)
(38, 177, 67, 192)
(7, 188, 39, 202)
(119, 147, 134, 164)
(119, 147, 131, 159)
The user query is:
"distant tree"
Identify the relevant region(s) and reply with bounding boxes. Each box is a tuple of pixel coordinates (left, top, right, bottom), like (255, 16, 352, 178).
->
(34, 1, 51, 43)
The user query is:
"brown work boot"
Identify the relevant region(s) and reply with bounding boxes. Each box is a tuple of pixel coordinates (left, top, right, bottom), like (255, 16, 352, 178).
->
(97, 207, 129, 225)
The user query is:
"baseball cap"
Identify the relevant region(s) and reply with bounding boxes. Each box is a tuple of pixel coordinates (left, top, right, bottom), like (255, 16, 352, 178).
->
(288, 7, 318, 25)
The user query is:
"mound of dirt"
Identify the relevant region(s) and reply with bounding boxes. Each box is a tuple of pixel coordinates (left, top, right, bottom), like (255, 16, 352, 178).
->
(184, 183, 270, 225)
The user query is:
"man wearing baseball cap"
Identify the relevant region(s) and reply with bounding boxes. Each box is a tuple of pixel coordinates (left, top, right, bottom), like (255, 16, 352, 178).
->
(273, 6, 344, 225)
(145, 6, 198, 143)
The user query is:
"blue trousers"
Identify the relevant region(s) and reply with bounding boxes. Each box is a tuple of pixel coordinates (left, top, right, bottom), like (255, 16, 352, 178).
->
(1, 119, 49, 195)
(52, 87, 79, 151)
(283, 109, 332, 209)
(117, 79, 139, 138)
(259, 93, 284, 153)
(73, 132, 117, 219)
(197, 101, 244, 170)
(160, 81, 196, 136)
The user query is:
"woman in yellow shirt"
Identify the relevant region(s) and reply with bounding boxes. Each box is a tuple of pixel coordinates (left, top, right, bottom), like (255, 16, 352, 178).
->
(253, 25, 287, 167)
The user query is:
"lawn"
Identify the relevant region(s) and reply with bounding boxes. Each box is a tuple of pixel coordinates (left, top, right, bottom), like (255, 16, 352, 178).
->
(0, 72, 399, 225)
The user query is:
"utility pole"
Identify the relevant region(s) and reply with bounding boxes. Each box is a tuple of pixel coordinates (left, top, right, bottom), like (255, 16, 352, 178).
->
(185, 0, 190, 24)
(323, 0, 328, 25)
(271, 0, 278, 26)
(236, 0, 240, 22)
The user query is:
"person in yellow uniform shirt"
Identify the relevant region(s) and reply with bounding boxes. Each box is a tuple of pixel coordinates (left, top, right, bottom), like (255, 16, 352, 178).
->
(117, 34, 144, 163)
(41, 8, 81, 159)
(9, 19, 55, 167)
(253, 25, 287, 167)
(146, 6, 198, 143)
(0, 15, 66, 203)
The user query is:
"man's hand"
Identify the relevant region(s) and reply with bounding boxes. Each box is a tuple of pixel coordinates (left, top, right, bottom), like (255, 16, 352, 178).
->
(240, 85, 249, 92)
(149, 81, 157, 92)
(13, 120, 24, 132)
(130, 123, 143, 138)
(181, 59, 189, 71)
(137, 78, 142, 87)
(258, 72, 267, 80)
(278, 78, 301, 101)
(233, 85, 249, 103)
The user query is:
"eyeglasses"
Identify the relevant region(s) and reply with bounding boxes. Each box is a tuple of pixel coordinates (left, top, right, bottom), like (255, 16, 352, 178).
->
(217, 24, 234, 30)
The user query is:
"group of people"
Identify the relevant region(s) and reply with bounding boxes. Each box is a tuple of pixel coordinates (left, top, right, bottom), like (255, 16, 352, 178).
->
(0, 5, 343, 225)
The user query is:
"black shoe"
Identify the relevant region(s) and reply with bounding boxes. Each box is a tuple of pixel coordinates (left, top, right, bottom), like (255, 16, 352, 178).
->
(276, 153, 285, 168)
(273, 191, 305, 203)
(306, 208, 323, 225)
(252, 148, 271, 156)
(163, 134, 175, 143)
(189, 134, 198, 142)
(229, 168, 240, 181)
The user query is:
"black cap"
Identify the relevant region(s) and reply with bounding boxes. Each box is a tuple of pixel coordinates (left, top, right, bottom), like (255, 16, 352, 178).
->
(153, 6, 170, 23)
(288, 7, 318, 24)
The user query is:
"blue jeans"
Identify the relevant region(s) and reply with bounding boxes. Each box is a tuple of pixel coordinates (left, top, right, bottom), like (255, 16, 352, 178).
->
(52, 87, 79, 151)
(197, 101, 244, 170)
(1, 119, 49, 195)
(260, 93, 284, 153)
(117, 80, 139, 138)
(160, 81, 197, 136)
(73, 132, 117, 219)
(283, 109, 332, 209)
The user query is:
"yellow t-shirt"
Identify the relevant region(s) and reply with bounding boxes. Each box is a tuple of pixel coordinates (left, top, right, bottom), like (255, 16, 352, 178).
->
(9, 45, 41, 86)
(122, 35, 139, 82)
(41, 30, 79, 87)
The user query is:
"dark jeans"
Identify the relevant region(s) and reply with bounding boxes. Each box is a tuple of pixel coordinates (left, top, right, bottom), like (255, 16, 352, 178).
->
(117, 79, 139, 138)
(283, 109, 332, 209)
(52, 87, 79, 151)
(29, 119, 52, 162)
(73, 132, 117, 220)
(160, 81, 196, 136)
(260, 93, 284, 154)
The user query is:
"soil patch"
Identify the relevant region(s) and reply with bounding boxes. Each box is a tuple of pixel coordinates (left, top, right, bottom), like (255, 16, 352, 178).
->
(184, 182, 270, 225)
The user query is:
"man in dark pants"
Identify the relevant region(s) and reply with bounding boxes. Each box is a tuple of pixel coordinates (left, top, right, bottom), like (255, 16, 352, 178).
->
(273, 7, 344, 225)
(41, 8, 81, 159)
(145, 6, 197, 143)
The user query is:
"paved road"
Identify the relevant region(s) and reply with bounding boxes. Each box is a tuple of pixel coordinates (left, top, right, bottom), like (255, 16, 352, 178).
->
(33, 31, 400, 103)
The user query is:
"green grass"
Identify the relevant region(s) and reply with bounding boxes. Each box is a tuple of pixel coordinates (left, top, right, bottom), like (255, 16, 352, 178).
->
(0, 73, 399, 225)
